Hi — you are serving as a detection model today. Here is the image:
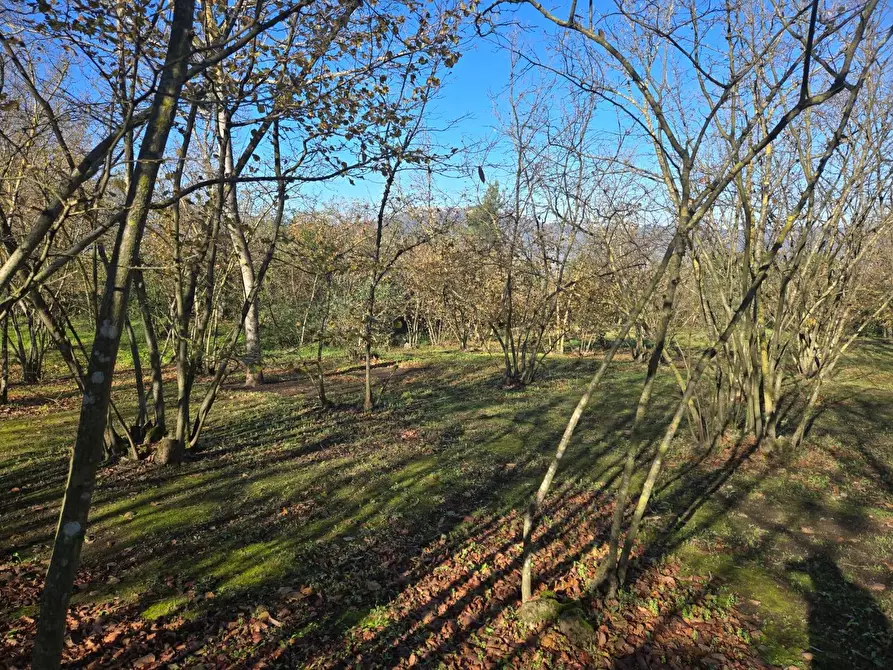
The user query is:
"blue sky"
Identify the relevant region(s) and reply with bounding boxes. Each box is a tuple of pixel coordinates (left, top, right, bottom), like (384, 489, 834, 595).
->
(305, 2, 619, 209)
(307, 27, 519, 206)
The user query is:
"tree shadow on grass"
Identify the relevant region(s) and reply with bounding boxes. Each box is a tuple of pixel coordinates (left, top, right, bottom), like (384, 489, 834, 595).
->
(1, 353, 658, 667)
(11, 351, 871, 668)
(789, 551, 892, 669)
(619, 384, 893, 668)
(649, 432, 769, 557)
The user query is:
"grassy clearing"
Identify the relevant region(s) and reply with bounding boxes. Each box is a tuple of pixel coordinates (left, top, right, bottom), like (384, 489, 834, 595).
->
(1, 345, 891, 667)
(658, 342, 893, 668)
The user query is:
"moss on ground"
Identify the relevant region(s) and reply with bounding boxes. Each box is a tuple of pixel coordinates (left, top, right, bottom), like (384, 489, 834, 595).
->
(1, 347, 891, 667)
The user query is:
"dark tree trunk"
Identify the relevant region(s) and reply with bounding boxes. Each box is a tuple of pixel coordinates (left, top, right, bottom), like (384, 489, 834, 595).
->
(32, 2, 195, 664)
(125, 314, 148, 444)
(134, 269, 165, 440)
(1, 312, 8, 404)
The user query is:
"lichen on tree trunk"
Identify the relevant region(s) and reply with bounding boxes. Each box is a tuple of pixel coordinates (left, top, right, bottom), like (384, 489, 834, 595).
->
(32, 1, 196, 664)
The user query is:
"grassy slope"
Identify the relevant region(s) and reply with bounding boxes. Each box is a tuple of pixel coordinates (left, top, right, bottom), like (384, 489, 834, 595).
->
(0, 346, 891, 667)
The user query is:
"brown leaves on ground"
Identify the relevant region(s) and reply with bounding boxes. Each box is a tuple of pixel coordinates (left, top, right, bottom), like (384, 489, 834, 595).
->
(1, 490, 769, 669)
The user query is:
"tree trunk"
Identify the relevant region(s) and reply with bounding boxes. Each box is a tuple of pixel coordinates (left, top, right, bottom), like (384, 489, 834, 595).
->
(188, 120, 285, 446)
(0, 312, 8, 404)
(32, 2, 195, 664)
(599, 233, 685, 596)
(364, 289, 375, 412)
(300, 272, 318, 349)
(556, 302, 566, 355)
(124, 314, 147, 444)
(134, 269, 165, 440)
(519, 232, 681, 602)
(217, 107, 263, 387)
(315, 275, 331, 407)
(363, 156, 398, 410)
(243, 291, 263, 387)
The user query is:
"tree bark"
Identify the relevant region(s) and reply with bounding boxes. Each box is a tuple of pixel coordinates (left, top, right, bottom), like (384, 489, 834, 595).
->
(0, 312, 8, 404)
(519, 235, 680, 601)
(124, 314, 148, 444)
(365, 159, 398, 411)
(363, 289, 376, 411)
(134, 269, 165, 440)
(599, 231, 685, 596)
(315, 274, 332, 407)
(189, 120, 285, 445)
(32, 2, 195, 665)
(217, 107, 263, 387)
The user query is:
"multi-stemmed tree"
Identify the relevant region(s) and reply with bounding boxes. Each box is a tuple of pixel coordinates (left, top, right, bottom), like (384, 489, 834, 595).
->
(485, 0, 893, 602)
(0, 1, 471, 665)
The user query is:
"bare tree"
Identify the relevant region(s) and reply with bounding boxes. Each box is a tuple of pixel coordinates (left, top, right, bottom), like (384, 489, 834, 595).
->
(483, 0, 891, 602)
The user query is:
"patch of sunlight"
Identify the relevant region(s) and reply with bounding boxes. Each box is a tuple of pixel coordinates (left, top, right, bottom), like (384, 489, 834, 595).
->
(676, 542, 809, 668)
(94, 477, 219, 542)
(0, 412, 78, 455)
(70, 575, 148, 608)
(788, 571, 813, 592)
(867, 527, 893, 554)
(389, 456, 439, 488)
(287, 620, 320, 641)
(336, 608, 366, 629)
(5, 604, 38, 619)
(122, 501, 218, 540)
(484, 433, 523, 457)
(94, 489, 165, 522)
(205, 541, 291, 595)
(339, 463, 445, 533)
(142, 594, 189, 620)
(869, 505, 893, 521)
(245, 457, 344, 500)
(356, 605, 392, 631)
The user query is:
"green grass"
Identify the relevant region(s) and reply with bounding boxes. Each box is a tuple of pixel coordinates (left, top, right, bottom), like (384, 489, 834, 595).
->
(1, 344, 891, 667)
(656, 341, 893, 668)
(142, 595, 190, 621)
